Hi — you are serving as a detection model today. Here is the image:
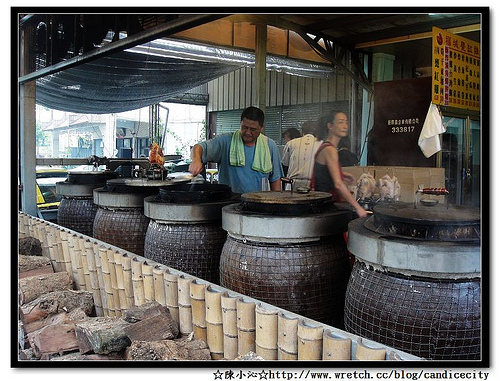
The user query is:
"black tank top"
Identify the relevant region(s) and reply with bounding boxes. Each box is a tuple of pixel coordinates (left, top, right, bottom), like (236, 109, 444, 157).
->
(311, 141, 342, 202)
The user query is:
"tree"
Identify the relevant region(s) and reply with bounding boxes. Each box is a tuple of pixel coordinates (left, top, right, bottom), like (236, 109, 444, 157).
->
(36, 122, 49, 156)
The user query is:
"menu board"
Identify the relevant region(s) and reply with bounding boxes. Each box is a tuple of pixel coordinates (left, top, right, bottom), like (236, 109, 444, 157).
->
(432, 26, 480, 111)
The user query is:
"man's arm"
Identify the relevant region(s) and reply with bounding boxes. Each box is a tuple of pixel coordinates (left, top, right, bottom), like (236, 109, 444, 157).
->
(189, 144, 205, 176)
(270, 178, 282, 191)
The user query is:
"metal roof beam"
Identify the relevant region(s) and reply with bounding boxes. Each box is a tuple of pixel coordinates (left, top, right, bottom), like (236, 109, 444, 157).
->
(347, 14, 481, 45)
(355, 23, 481, 49)
(299, 33, 373, 93)
(230, 15, 374, 93)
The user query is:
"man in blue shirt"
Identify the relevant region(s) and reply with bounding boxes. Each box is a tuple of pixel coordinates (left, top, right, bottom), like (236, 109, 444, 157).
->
(189, 107, 283, 194)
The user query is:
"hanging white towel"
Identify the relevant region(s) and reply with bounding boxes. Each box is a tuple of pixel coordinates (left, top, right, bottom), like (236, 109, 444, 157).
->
(418, 102, 446, 158)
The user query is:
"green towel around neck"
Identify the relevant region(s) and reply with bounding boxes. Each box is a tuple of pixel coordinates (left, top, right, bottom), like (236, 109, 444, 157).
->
(229, 130, 273, 173)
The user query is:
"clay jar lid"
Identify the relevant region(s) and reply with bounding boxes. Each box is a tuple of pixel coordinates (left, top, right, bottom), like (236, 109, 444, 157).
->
(364, 201, 480, 242)
(157, 183, 234, 204)
(103, 178, 172, 194)
(66, 170, 118, 184)
(239, 190, 335, 216)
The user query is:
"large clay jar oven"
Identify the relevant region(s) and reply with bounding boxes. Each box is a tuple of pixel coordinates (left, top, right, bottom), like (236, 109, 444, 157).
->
(93, 178, 169, 255)
(219, 191, 352, 328)
(143, 183, 238, 284)
(56, 170, 118, 236)
(344, 201, 481, 360)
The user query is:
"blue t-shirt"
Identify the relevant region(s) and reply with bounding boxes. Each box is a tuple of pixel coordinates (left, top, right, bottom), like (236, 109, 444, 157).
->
(199, 133, 283, 194)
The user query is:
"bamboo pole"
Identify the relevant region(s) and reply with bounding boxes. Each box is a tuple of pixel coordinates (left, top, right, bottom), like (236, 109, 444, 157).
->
(65, 231, 79, 284)
(34, 218, 43, 239)
(31, 216, 38, 237)
(50, 227, 64, 273)
(99, 246, 116, 317)
(322, 330, 352, 361)
(205, 285, 224, 360)
(164, 270, 179, 324)
(55, 227, 67, 273)
(59, 231, 73, 276)
(17, 213, 24, 237)
(25, 213, 32, 235)
(30, 215, 37, 231)
(42, 223, 53, 259)
(190, 280, 207, 342)
(22, 213, 30, 237)
(46, 225, 56, 266)
(76, 235, 87, 290)
(28, 214, 35, 231)
(122, 254, 135, 309)
(178, 275, 193, 335)
(114, 252, 128, 313)
(237, 298, 256, 357)
(38, 224, 50, 259)
(66, 233, 78, 285)
(221, 292, 238, 360)
(30, 215, 38, 236)
(27, 214, 36, 237)
(131, 257, 146, 307)
(24, 215, 31, 237)
(86, 241, 104, 316)
(355, 338, 386, 360)
(28, 216, 37, 239)
(74, 234, 86, 290)
(67, 234, 85, 290)
(107, 248, 121, 317)
(18, 213, 27, 238)
(79, 238, 92, 292)
(44, 226, 58, 272)
(25, 214, 33, 236)
(25, 215, 33, 238)
(37, 220, 46, 241)
(278, 312, 298, 360)
(82, 240, 95, 292)
(31, 221, 42, 247)
(17, 213, 22, 237)
(41, 222, 50, 251)
(25, 213, 33, 233)
(298, 319, 323, 360)
(153, 265, 166, 306)
(30, 218, 38, 239)
(142, 261, 155, 304)
(93, 244, 109, 316)
(255, 303, 278, 360)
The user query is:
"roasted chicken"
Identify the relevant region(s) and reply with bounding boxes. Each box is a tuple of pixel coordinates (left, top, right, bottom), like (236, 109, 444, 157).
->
(149, 142, 165, 166)
(356, 173, 377, 200)
(378, 174, 401, 201)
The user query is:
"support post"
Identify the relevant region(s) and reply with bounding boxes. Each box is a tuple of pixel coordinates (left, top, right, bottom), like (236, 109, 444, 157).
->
(255, 23, 267, 118)
(19, 24, 37, 216)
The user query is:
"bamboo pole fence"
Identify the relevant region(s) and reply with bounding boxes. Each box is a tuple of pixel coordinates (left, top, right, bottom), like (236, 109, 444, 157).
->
(17, 212, 421, 362)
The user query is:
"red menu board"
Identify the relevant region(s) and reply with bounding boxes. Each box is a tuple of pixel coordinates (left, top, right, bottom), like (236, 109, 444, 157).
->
(432, 27, 480, 111)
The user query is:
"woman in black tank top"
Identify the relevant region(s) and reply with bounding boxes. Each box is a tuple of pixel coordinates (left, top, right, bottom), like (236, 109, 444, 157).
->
(311, 111, 368, 218)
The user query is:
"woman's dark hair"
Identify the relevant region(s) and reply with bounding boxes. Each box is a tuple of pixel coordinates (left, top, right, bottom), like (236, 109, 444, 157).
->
(301, 121, 319, 137)
(241, 106, 265, 127)
(317, 110, 345, 140)
(282, 128, 301, 140)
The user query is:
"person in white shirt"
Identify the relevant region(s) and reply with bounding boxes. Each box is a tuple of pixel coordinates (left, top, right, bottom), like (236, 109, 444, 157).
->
(281, 121, 322, 191)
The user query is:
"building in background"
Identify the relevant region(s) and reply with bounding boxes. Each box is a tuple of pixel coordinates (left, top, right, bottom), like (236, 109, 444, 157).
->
(36, 103, 207, 160)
